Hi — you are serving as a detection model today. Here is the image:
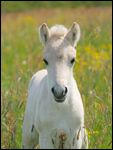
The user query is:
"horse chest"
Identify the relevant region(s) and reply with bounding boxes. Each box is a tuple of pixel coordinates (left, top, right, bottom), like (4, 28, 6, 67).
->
(38, 101, 83, 132)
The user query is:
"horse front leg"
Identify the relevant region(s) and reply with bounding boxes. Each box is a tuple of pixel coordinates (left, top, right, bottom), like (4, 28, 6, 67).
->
(39, 134, 54, 149)
(81, 127, 88, 149)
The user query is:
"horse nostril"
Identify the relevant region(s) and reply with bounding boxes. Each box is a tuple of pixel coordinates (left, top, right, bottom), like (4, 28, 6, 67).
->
(51, 87, 54, 94)
(64, 87, 68, 95)
(62, 87, 68, 96)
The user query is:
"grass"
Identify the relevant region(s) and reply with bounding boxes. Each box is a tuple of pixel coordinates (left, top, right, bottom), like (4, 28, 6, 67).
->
(1, 6, 112, 149)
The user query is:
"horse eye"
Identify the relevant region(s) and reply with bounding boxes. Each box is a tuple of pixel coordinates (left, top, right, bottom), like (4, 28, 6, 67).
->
(70, 58, 75, 64)
(43, 59, 48, 65)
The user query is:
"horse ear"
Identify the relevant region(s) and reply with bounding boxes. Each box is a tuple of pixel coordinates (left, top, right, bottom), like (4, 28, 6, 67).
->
(65, 22, 80, 47)
(39, 23, 50, 45)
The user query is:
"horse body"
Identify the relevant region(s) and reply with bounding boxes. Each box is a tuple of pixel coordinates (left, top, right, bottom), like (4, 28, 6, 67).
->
(22, 23, 88, 149)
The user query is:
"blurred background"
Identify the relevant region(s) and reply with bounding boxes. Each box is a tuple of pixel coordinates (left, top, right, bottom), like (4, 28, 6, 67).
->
(1, 1, 112, 149)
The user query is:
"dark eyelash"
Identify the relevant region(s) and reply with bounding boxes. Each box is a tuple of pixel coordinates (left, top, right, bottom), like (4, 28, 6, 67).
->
(43, 59, 48, 65)
(70, 58, 75, 64)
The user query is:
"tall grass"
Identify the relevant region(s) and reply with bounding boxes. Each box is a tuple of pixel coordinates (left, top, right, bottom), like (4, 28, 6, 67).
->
(1, 7, 112, 149)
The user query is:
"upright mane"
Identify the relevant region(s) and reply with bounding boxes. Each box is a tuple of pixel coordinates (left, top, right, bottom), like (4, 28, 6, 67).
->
(50, 25, 68, 38)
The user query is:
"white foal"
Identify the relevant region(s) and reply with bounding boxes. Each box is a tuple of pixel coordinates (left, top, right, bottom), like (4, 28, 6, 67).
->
(22, 22, 88, 149)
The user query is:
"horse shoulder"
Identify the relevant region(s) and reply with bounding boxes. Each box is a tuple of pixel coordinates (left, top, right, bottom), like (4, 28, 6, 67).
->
(28, 69, 47, 91)
(24, 69, 48, 130)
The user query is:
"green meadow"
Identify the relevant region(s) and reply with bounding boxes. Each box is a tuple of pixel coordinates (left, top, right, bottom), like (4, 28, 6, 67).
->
(1, 2, 112, 149)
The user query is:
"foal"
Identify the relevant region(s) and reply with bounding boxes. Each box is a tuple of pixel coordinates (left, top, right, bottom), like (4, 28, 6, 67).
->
(22, 22, 88, 149)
